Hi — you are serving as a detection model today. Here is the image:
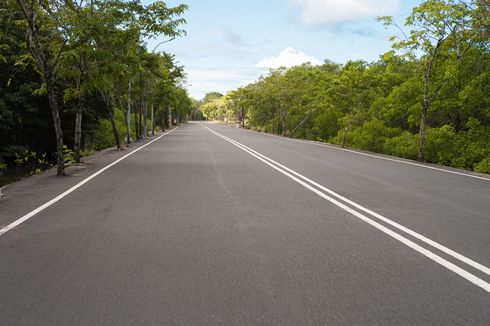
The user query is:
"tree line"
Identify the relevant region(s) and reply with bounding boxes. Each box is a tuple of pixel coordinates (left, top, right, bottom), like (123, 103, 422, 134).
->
(0, 0, 193, 181)
(200, 0, 490, 173)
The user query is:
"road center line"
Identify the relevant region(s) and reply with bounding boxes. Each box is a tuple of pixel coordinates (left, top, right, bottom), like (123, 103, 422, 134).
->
(0, 127, 179, 237)
(203, 124, 490, 294)
(215, 129, 490, 277)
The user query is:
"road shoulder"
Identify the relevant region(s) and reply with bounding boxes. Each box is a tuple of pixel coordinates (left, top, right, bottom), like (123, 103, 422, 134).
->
(0, 129, 176, 229)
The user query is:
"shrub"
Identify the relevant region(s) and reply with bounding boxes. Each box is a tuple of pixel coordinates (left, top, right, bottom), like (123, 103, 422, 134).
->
(63, 145, 75, 166)
(350, 119, 400, 153)
(424, 125, 460, 165)
(474, 157, 490, 174)
(12, 149, 49, 177)
(452, 118, 490, 170)
(383, 131, 418, 160)
(87, 109, 127, 150)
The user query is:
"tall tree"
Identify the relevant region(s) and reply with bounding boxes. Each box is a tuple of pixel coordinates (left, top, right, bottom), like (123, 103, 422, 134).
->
(15, 0, 69, 174)
(380, 0, 475, 161)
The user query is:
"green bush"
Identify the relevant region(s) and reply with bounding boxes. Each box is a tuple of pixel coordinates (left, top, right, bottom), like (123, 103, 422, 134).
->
(383, 131, 418, 160)
(90, 119, 115, 150)
(425, 125, 460, 165)
(312, 107, 341, 141)
(63, 145, 75, 166)
(474, 157, 490, 174)
(87, 109, 127, 150)
(12, 148, 49, 177)
(452, 118, 490, 170)
(350, 119, 400, 153)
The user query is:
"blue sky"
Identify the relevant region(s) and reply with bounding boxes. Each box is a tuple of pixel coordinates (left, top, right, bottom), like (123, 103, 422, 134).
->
(146, 0, 422, 100)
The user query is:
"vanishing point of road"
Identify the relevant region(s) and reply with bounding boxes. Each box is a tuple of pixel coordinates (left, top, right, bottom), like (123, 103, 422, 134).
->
(1, 122, 489, 325)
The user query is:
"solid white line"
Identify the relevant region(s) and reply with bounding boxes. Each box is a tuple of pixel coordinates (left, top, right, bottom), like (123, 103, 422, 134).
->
(243, 127, 490, 182)
(0, 127, 179, 237)
(203, 125, 490, 293)
(216, 131, 490, 277)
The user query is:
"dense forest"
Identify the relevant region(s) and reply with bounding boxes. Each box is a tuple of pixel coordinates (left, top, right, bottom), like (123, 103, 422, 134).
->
(200, 0, 490, 173)
(0, 0, 193, 183)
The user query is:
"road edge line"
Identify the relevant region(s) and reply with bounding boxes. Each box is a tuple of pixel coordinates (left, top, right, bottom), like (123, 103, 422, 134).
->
(0, 127, 180, 237)
(226, 124, 490, 182)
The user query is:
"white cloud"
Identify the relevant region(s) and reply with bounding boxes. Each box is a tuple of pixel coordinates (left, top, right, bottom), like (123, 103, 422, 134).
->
(256, 47, 321, 69)
(291, 0, 399, 25)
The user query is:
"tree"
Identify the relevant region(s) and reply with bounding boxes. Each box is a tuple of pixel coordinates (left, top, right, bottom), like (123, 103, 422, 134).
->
(327, 61, 373, 147)
(15, 0, 70, 175)
(380, 0, 475, 161)
(228, 88, 249, 128)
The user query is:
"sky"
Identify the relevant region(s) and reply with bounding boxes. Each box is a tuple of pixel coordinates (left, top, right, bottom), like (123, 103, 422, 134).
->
(145, 0, 422, 100)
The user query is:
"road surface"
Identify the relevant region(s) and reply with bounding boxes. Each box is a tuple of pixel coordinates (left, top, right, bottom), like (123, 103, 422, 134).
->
(1, 122, 489, 325)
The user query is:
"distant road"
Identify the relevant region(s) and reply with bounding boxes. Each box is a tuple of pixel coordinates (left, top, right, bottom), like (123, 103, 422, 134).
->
(1, 122, 489, 325)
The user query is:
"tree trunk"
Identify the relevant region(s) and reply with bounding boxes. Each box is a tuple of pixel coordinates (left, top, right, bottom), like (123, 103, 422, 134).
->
(104, 94, 121, 149)
(73, 109, 83, 163)
(281, 113, 288, 137)
(419, 59, 431, 162)
(418, 100, 428, 162)
(144, 80, 148, 137)
(271, 111, 275, 134)
(341, 113, 354, 148)
(417, 44, 447, 162)
(17, 0, 65, 175)
(165, 106, 170, 128)
(151, 104, 154, 135)
(126, 81, 131, 144)
(47, 80, 65, 175)
(241, 107, 245, 128)
(138, 97, 143, 138)
(134, 106, 139, 140)
(73, 89, 86, 163)
(162, 107, 165, 132)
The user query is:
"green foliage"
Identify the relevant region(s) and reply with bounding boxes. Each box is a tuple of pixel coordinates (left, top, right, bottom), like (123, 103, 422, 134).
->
(312, 107, 341, 141)
(350, 120, 400, 153)
(383, 132, 419, 160)
(475, 158, 490, 174)
(12, 149, 49, 177)
(218, 0, 489, 174)
(63, 145, 75, 167)
(0, 0, 190, 178)
(424, 125, 458, 164)
(87, 109, 128, 150)
(452, 118, 490, 169)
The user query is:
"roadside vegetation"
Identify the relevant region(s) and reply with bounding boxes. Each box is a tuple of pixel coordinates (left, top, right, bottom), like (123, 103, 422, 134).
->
(0, 0, 193, 184)
(200, 0, 490, 173)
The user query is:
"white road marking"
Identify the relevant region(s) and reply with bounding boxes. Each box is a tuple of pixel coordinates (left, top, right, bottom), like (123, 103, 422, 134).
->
(216, 129, 490, 277)
(245, 127, 490, 182)
(0, 127, 179, 237)
(204, 125, 490, 293)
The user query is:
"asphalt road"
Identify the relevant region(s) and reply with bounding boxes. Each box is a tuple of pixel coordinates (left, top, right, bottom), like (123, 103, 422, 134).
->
(1, 122, 489, 325)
